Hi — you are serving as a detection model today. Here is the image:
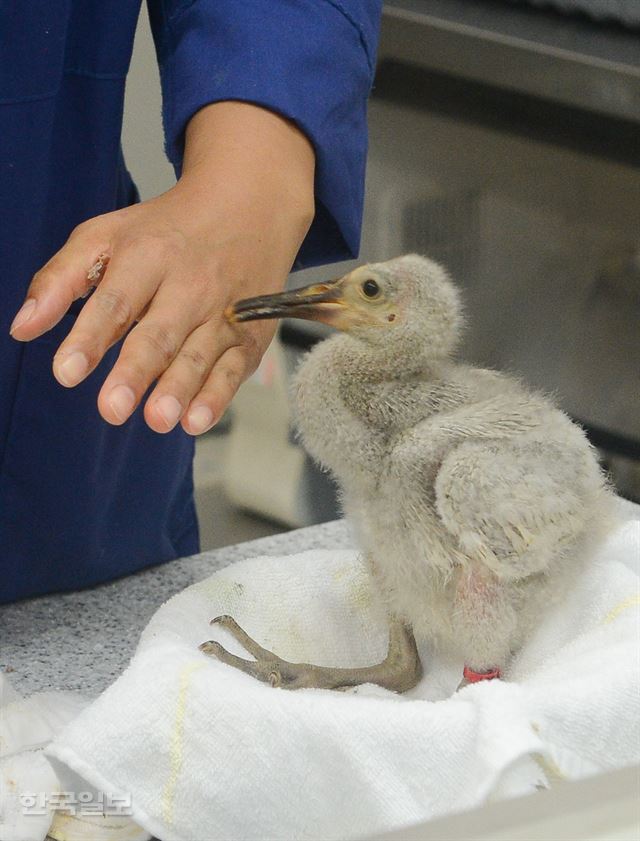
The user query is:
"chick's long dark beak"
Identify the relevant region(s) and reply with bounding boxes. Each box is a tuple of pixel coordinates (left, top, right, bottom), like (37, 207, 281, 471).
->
(225, 279, 344, 326)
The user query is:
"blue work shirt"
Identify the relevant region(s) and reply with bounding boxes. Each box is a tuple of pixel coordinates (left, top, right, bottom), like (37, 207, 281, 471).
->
(0, 1, 380, 603)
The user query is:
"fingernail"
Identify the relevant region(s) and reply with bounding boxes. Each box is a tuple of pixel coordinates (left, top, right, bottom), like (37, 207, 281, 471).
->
(10, 299, 37, 334)
(187, 405, 214, 435)
(108, 385, 136, 422)
(155, 395, 182, 430)
(56, 351, 89, 387)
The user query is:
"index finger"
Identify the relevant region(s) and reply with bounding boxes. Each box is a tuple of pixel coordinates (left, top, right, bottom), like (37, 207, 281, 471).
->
(10, 223, 110, 341)
(52, 244, 163, 388)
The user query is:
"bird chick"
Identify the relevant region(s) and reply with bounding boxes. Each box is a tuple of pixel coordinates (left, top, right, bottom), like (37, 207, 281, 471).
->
(200, 255, 615, 691)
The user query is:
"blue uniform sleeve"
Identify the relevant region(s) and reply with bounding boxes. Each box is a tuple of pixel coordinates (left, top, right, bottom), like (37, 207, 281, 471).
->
(147, 0, 382, 268)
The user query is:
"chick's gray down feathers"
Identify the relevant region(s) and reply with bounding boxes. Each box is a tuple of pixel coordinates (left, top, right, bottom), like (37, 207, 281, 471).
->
(201, 253, 615, 688)
(291, 255, 614, 673)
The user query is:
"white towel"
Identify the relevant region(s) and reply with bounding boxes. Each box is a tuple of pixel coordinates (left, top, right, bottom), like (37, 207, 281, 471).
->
(0, 673, 88, 841)
(43, 516, 640, 841)
(0, 676, 151, 841)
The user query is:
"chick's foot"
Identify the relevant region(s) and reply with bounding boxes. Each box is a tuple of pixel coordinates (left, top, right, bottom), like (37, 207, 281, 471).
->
(199, 615, 422, 693)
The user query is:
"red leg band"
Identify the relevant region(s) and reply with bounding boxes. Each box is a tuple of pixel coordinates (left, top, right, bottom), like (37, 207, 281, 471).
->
(463, 665, 501, 683)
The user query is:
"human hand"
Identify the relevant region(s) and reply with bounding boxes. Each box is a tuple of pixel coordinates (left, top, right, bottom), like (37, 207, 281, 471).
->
(9, 102, 315, 435)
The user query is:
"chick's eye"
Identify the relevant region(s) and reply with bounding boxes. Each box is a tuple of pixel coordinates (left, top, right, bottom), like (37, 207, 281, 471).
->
(362, 279, 380, 298)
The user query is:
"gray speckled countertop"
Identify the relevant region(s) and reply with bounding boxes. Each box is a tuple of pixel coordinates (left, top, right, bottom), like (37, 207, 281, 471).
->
(0, 520, 353, 698)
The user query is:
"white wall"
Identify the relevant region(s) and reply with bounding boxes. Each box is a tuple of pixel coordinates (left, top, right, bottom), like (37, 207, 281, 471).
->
(122, 5, 176, 200)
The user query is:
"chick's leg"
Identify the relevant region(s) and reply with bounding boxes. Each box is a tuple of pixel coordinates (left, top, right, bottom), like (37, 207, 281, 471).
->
(200, 615, 422, 692)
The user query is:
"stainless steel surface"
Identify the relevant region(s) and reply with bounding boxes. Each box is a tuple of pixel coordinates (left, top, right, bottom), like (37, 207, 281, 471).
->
(379, 0, 640, 121)
(507, 0, 640, 28)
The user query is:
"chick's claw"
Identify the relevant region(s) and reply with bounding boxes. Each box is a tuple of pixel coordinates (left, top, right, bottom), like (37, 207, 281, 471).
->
(199, 615, 334, 689)
(200, 640, 273, 683)
(210, 614, 276, 660)
(199, 626, 295, 688)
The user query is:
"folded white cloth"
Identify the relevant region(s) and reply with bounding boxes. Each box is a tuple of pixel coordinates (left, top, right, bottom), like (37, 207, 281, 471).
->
(45, 513, 640, 841)
(0, 673, 86, 841)
(0, 676, 150, 841)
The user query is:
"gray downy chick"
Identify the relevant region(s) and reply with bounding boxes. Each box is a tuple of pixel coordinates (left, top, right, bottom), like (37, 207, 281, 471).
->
(200, 255, 615, 691)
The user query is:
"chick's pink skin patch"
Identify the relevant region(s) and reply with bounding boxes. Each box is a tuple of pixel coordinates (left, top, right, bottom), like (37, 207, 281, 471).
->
(455, 566, 503, 681)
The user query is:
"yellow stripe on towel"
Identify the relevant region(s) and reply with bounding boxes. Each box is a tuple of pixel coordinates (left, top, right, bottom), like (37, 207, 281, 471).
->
(603, 594, 640, 625)
(162, 661, 205, 828)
